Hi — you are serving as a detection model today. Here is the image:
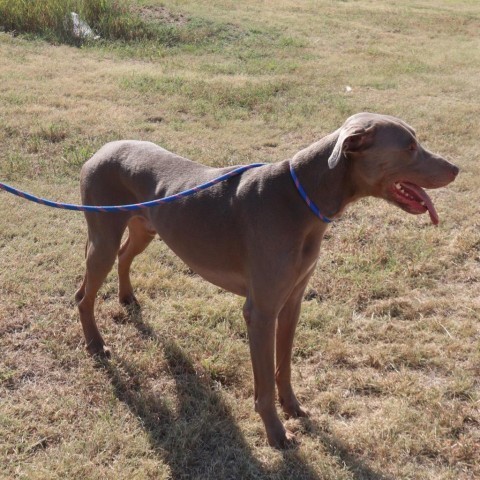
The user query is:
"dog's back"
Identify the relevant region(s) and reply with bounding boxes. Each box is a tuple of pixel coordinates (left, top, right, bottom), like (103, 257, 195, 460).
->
(80, 141, 212, 204)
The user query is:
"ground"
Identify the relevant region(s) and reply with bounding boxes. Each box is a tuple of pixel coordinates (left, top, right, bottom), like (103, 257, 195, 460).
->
(0, 1, 479, 479)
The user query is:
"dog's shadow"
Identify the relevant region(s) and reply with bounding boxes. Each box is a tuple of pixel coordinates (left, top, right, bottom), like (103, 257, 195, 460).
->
(98, 307, 390, 480)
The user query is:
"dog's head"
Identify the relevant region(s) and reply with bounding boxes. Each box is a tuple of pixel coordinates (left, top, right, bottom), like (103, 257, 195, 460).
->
(328, 112, 459, 225)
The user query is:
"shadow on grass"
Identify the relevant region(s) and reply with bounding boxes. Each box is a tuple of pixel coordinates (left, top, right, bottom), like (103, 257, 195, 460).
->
(313, 428, 394, 480)
(98, 307, 390, 480)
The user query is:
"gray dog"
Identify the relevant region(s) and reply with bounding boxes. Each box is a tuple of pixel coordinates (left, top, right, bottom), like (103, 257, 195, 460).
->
(75, 112, 458, 448)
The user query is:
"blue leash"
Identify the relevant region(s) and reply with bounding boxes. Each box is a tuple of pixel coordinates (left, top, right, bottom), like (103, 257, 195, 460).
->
(0, 161, 331, 222)
(289, 163, 332, 223)
(0, 163, 265, 213)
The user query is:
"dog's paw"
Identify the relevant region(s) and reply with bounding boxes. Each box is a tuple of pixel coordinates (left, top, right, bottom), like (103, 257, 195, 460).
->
(119, 294, 141, 309)
(280, 395, 310, 419)
(268, 427, 299, 450)
(86, 342, 111, 359)
(264, 416, 300, 450)
(283, 404, 310, 419)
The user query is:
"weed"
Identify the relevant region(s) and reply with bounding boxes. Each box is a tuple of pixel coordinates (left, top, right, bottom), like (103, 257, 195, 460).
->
(0, 0, 150, 44)
(38, 123, 68, 143)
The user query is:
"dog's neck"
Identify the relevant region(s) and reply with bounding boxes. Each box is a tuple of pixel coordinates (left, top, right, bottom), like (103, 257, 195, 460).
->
(290, 130, 360, 220)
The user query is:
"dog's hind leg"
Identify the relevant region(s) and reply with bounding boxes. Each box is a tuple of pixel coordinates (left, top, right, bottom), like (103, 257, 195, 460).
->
(74, 239, 90, 304)
(118, 216, 156, 307)
(76, 214, 128, 357)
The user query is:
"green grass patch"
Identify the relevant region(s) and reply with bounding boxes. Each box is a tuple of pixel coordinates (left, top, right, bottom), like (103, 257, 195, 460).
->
(0, 0, 243, 47)
(0, 0, 145, 44)
(120, 73, 292, 118)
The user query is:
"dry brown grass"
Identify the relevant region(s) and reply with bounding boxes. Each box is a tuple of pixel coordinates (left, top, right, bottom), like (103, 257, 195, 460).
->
(1, 1, 479, 479)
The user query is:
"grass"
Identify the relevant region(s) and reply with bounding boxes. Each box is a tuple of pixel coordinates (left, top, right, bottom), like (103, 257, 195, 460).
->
(0, 0, 243, 47)
(0, 0, 144, 44)
(1, 0, 479, 479)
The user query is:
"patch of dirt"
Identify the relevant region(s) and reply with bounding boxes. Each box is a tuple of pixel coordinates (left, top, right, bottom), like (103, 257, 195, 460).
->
(134, 6, 189, 26)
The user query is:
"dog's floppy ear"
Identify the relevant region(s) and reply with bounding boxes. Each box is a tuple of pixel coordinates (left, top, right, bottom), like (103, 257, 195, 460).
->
(328, 124, 376, 169)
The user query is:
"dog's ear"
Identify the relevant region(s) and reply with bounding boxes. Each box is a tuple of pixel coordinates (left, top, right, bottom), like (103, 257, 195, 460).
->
(328, 124, 376, 169)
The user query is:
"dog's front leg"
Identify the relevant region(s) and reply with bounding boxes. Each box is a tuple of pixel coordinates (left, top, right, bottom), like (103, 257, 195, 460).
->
(275, 282, 310, 419)
(243, 299, 296, 448)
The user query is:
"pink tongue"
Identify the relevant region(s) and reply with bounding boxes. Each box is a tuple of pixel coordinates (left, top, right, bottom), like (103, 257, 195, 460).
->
(403, 182, 439, 225)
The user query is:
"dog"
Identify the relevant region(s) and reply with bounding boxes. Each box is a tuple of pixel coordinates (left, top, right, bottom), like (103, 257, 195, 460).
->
(75, 112, 458, 448)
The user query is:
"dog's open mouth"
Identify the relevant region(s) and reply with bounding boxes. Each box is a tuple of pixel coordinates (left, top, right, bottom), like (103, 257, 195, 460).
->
(390, 181, 439, 225)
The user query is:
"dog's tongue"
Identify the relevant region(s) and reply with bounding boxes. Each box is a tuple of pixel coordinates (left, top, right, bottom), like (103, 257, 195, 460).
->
(404, 182, 439, 225)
